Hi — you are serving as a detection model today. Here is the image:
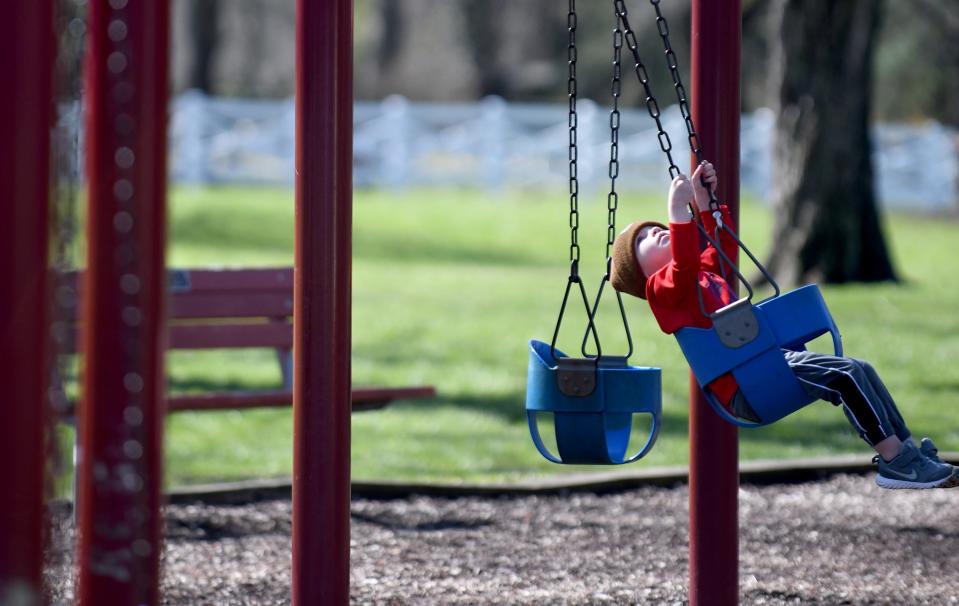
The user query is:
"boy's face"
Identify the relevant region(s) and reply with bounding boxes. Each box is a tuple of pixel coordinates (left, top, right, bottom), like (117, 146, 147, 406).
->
(636, 224, 672, 277)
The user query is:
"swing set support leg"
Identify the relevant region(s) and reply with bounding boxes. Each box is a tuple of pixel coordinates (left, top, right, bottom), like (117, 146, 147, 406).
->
(292, 0, 353, 603)
(0, 3, 55, 603)
(689, 1, 742, 604)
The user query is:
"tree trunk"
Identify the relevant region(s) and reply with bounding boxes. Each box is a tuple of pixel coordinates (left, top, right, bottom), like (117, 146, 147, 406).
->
(462, 0, 508, 97)
(377, 0, 404, 68)
(766, 0, 897, 286)
(188, 0, 220, 93)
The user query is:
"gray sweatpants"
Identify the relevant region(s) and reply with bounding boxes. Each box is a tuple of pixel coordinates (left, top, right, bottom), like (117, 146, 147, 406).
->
(784, 350, 911, 446)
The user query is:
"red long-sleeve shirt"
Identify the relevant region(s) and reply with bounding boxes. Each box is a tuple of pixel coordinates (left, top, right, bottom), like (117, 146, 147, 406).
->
(644, 205, 740, 403)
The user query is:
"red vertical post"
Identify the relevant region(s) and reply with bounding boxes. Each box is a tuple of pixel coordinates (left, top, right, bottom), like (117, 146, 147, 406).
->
(0, 2, 55, 604)
(76, 1, 170, 604)
(689, 1, 741, 605)
(292, 0, 353, 604)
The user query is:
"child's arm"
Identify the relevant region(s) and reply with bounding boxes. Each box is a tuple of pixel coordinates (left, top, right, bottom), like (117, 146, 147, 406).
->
(691, 162, 738, 275)
(648, 176, 702, 304)
(667, 174, 697, 224)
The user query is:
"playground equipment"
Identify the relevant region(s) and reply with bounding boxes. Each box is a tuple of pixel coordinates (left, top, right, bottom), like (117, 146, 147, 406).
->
(675, 275, 844, 428)
(609, 0, 845, 429)
(607, 1, 841, 601)
(74, 1, 170, 604)
(1, 0, 773, 604)
(1, 4, 56, 603)
(525, 0, 662, 465)
(527, 0, 845, 464)
(526, 342, 661, 464)
(2, 0, 352, 604)
(535, 0, 739, 602)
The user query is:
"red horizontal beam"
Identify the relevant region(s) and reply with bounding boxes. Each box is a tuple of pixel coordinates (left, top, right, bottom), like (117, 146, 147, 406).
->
(60, 386, 436, 416)
(166, 385, 435, 412)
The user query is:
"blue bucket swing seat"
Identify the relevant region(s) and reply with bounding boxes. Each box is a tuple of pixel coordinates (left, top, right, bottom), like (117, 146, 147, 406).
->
(522, 0, 663, 466)
(526, 340, 662, 465)
(674, 221, 844, 428)
(525, 273, 662, 465)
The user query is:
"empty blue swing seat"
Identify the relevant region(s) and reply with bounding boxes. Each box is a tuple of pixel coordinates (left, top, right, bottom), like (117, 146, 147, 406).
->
(525, 339, 661, 464)
(675, 284, 843, 428)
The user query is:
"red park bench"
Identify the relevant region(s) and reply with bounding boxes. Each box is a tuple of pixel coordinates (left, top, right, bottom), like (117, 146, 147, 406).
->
(61, 267, 435, 414)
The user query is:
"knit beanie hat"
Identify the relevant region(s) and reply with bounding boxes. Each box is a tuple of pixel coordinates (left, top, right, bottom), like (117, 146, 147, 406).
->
(611, 220, 667, 300)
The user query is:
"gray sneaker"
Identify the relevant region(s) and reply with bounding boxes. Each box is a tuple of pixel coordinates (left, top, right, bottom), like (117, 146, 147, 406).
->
(919, 437, 947, 465)
(920, 437, 959, 480)
(876, 441, 958, 489)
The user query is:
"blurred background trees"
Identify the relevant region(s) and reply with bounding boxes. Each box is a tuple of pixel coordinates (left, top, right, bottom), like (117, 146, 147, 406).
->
(765, 0, 896, 285)
(169, 0, 958, 285)
(172, 0, 959, 129)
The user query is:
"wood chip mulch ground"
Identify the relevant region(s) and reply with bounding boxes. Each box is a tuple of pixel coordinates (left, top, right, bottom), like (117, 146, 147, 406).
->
(46, 474, 959, 605)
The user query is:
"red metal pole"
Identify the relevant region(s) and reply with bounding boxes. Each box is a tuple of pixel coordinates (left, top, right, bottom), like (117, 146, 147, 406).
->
(76, 1, 170, 604)
(0, 2, 55, 603)
(292, 0, 353, 603)
(689, 1, 741, 604)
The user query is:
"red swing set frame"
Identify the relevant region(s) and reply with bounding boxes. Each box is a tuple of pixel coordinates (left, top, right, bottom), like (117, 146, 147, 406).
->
(0, 1, 740, 604)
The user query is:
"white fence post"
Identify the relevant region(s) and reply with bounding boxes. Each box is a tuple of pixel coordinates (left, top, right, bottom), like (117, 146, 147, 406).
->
(158, 92, 959, 212)
(381, 95, 411, 189)
(172, 89, 209, 184)
(480, 95, 507, 190)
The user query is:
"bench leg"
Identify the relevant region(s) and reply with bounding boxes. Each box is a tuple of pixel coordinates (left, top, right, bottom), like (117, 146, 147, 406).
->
(278, 347, 293, 390)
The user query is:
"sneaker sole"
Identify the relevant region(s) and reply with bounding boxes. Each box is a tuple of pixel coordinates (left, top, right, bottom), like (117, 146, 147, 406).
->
(876, 472, 959, 490)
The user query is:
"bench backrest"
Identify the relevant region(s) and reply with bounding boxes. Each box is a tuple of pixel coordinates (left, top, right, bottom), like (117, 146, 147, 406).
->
(62, 267, 295, 351)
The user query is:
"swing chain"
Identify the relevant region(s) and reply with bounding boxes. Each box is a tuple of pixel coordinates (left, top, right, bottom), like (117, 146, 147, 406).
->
(646, 0, 720, 212)
(643, 0, 788, 298)
(612, 0, 680, 180)
(580, 8, 635, 360)
(612, 0, 722, 212)
(553, 0, 602, 361)
(566, 0, 581, 277)
(605, 18, 623, 263)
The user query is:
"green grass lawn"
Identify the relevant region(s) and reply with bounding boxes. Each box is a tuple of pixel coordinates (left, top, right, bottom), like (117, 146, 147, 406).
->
(73, 185, 959, 487)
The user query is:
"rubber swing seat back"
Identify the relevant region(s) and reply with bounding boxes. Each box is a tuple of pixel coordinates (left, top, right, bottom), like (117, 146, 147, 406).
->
(525, 339, 662, 464)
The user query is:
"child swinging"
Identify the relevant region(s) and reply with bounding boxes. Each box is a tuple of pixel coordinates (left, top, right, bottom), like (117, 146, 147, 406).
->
(611, 161, 958, 490)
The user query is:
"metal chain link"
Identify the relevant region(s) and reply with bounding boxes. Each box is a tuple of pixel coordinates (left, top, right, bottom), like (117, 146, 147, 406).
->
(613, 0, 682, 180)
(566, 0, 581, 274)
(584, 9, 634, 360)
(605, 16, 624, 263)
(552, 0, 601, 360)
(614, 0, 730, 284)
(646, 0, 720, 212)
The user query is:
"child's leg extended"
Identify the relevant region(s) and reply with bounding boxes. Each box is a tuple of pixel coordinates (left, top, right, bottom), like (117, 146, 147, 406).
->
(783, 350, 909, 449)
(854, 358, 910, 441)
(784, 350, 957, 489)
